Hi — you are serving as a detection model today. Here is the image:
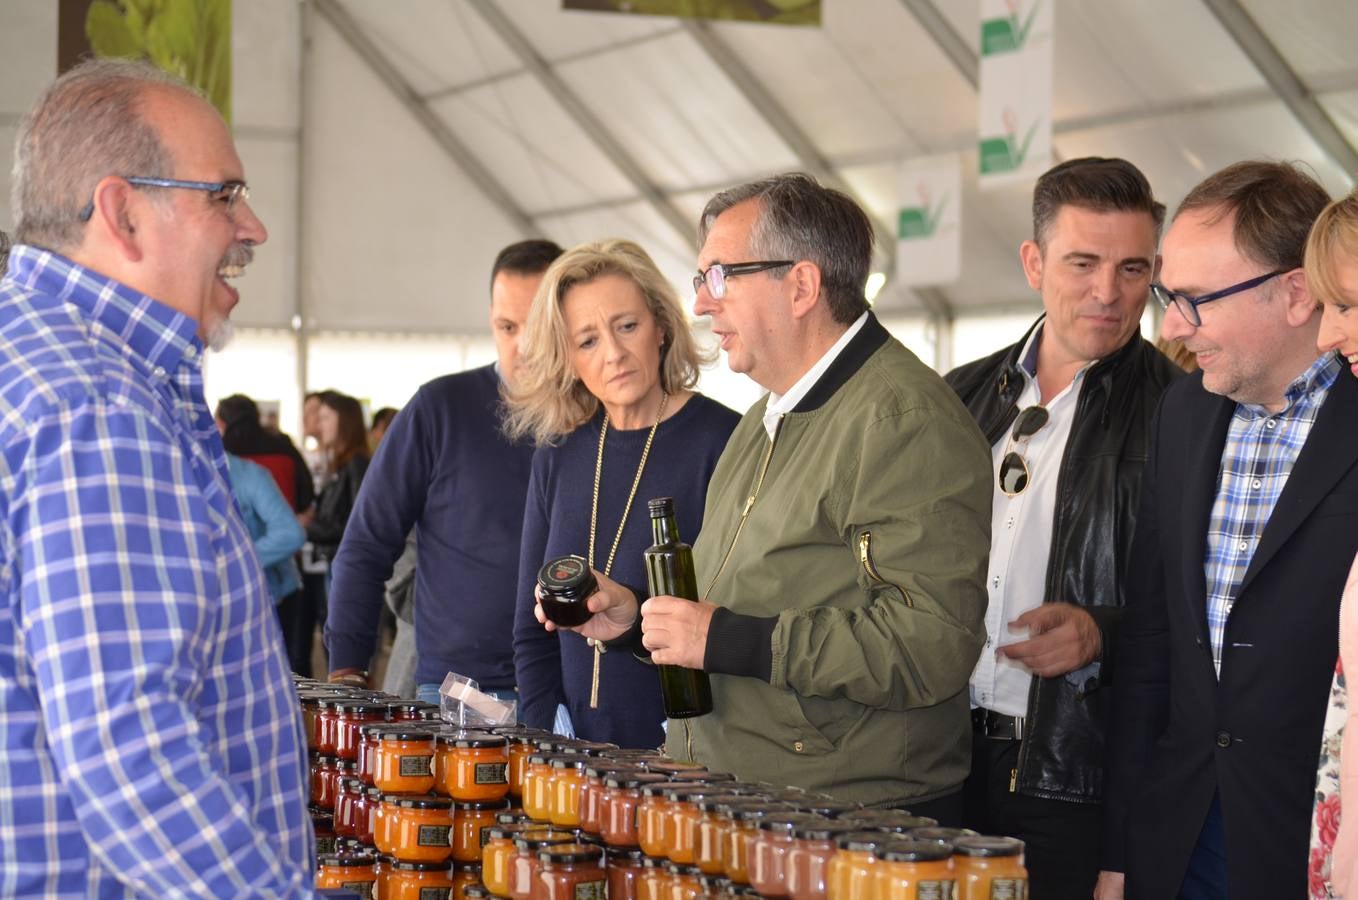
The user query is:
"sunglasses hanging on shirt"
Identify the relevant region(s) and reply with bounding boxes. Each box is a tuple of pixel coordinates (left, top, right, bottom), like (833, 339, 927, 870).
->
(998, 405, 1050, 497)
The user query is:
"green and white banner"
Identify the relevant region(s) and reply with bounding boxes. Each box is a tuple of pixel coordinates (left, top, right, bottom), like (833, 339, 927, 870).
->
(977, 0, 1053, 188)
(896, 153, 961, 286)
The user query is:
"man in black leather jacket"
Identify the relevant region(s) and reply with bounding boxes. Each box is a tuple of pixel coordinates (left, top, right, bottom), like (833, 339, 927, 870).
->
(946, 157, 1183, 899)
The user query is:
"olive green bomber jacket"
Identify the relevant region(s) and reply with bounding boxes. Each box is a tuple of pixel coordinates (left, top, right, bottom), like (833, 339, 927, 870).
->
(669, 316, 992, 806)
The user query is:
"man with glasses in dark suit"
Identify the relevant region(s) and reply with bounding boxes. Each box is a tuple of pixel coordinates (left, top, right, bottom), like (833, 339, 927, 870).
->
(1100, 161, 1358, 900)
(947, 157, 1183, 899)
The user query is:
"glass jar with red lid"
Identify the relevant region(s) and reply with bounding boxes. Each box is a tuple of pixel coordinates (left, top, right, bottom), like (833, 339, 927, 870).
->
(536, 843, 606, 900)
(335, 701, 389, 761)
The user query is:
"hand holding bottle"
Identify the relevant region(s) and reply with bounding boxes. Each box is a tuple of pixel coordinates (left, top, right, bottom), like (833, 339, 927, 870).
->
(639, 596, 717, 669)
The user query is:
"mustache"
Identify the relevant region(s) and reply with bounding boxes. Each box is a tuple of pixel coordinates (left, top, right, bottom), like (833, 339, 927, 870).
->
(220, 243, 254, 268)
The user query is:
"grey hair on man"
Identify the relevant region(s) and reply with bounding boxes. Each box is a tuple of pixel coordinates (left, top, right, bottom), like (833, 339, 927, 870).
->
(698, 172, 874, 326)
(11, 58, 196, 253)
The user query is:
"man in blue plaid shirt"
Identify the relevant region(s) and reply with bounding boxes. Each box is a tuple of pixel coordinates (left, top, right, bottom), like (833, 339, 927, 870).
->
(0, 60, 313, 894)
(1102, 162, 1358, 899)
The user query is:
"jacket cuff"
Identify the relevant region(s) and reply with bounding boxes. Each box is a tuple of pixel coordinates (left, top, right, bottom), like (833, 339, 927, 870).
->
(1086, 605, 1123, 688)
(704, 607, 777, 681)
(608, 585, 648, 653)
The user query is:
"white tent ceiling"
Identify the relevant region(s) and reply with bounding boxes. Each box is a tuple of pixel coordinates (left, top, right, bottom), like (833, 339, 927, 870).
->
(3, 0, 1358, 346)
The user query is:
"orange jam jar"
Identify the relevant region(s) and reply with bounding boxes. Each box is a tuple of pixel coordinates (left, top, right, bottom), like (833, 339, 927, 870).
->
(537, 843, 607, 900)
(381, 859, 456, 900)
(357, 722, 402, 786)
(374, 793, 406, 856)
(453, 863, 483, 900)
(522, 754, 568, 822)
(546, 757, 589, 828)
(785, 821, 860, 900)
(498, 728, 548, 799)
(636, 855, 669, 900)
(722, 804, 777, 884)
(694, 795, 745, 875)
(453, 800, 507, 864)
(508, 829, 576, 900)
(750, 814, 821, 899)
(436, 731, 511, 803)
(602, 773, 669, 848)
(607, 847, 647, 900)
(665, 861, 703, 900)
(872, 840, 954, 900)
(391, 795, 456, 863)
(637, 781, 706, 858)
(315, 853, 377, 896)
(335, 701, 389, 761)
(826, 831, 893, 900)
(312, 755, 340, 810)
(482, 823, 536, 896)
(952, 836, 1027, 900)
(581, 764, 641, 836)
(375, 729, 437, 794)
(667, 787, 739, 866)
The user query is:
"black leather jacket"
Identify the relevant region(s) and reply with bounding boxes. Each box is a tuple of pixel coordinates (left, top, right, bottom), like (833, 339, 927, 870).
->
(307, 455, 370, 562)
(946, 317, 1182, 803)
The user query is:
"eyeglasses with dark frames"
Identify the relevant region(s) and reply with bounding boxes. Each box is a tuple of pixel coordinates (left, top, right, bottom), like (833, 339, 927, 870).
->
(998, 405, 1050, 497)
(694, 260, 794, 299)
(77, 176, 251, 223)
(1150, 268, 1290, 327)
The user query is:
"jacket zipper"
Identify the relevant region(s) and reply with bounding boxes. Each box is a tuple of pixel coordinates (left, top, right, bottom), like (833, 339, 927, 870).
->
(856, 531, 913, 607)
(703, 416, 783, 598)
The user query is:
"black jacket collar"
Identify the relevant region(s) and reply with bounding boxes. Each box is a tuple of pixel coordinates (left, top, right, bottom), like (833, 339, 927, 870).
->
(791, 313, 890, 413)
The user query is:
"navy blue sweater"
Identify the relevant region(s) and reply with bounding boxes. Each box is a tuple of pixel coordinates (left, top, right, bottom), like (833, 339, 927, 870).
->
(326, 364, 534, 687)
(514, 393, 738, 748)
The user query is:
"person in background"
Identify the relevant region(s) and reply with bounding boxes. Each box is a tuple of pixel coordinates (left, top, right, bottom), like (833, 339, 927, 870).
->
(0, 58, 311, 894)
(554, 174, 991, 813)
(507, 239, 738, 747)
(224, 452, 306, 611)
(1303, 187, 1358, 899)
(946, 157, 1182, 899)
(216, 392, 317, 674)
(1102, 161, 1358, 900)
(307, 390, 370, 570)
(0, 229, 10, 275)
(302, 389, 329, 492)
(369, 406, 398, 449)
(325, 239, 563, 699)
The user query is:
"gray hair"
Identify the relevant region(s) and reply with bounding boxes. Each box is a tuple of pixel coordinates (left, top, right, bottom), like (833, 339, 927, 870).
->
(11, 58, 196, 252)
(698, 172, 873, 325)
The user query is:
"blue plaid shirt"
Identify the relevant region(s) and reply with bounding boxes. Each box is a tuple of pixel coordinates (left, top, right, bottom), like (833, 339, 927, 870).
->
(0, 247, 314, 896)
(1204, 352, 1342, 675)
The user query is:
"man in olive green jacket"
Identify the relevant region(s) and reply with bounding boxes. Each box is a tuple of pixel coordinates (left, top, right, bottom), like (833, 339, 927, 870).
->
(539, 173, 991, 816)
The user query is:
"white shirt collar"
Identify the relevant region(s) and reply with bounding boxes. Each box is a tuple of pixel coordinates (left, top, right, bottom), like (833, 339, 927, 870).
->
(762, 312, 869, 440)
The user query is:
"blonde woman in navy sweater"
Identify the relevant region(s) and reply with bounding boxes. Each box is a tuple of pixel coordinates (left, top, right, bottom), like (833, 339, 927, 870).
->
(505, 239, 738, 748)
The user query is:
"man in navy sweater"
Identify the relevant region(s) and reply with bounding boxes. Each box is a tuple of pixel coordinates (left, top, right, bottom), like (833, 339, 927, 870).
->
(324, 240, 563, 701)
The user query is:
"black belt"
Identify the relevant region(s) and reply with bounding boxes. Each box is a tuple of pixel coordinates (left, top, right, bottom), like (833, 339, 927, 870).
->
(972, 707, 1025, 741)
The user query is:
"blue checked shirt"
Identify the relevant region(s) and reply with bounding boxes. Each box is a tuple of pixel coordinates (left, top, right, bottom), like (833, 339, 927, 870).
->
(0, 247, 314, 897)
(1204, 351, 1342, 676)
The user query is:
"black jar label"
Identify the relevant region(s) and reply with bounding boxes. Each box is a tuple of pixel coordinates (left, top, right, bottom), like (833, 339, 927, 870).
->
(990, 880, 1026, 900)
(574, 880, 606, 900)
(400, 754, 434, 777)
(419, 889, 452, 900)
(475, 762, 508, 784)
(315, 835, 336, 855)
(418, 824, 452, 847)
(341, 881, 374, 900)
(918, 881, 955, 900)
(480, 825, 495, 847)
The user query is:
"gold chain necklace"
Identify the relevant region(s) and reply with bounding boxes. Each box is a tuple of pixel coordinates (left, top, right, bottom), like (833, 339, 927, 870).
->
(585, 391, 669, 708)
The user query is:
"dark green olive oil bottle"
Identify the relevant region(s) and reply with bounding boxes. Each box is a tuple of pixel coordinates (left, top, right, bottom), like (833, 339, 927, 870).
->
(643, 497, 713, 719)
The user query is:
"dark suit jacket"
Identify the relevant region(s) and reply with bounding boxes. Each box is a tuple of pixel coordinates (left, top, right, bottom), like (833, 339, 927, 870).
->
(1105, 364, 1358, 899)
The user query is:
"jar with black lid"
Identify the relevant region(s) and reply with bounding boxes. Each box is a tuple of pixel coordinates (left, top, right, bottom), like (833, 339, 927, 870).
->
(536, 555, 597, 626)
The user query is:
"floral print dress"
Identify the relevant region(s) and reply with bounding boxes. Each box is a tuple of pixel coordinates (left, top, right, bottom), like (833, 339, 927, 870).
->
(1314, 657, 1346, 899)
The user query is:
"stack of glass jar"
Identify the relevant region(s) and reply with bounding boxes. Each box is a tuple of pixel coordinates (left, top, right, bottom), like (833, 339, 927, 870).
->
(296, 677, 1028, 899)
